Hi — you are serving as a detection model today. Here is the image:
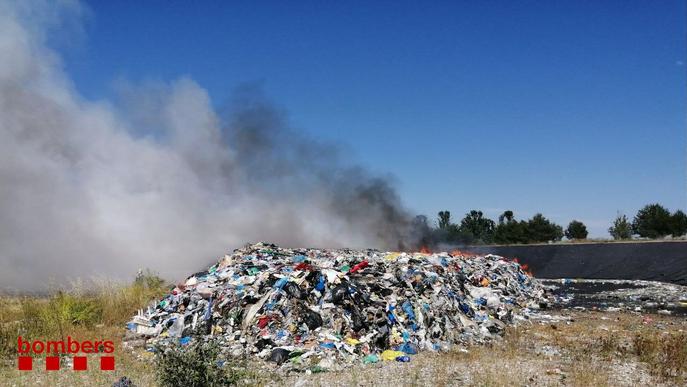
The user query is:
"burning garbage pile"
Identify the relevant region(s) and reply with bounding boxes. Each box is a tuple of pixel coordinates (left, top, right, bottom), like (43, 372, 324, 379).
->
(126, 243, 551, 371)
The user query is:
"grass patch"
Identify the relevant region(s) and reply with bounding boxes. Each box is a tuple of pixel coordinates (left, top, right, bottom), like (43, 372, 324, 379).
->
(634, 331, 687, 380)
(0, 271, 168, 362)
(0, 273, 260, 386)
(599, 332, 622, 357)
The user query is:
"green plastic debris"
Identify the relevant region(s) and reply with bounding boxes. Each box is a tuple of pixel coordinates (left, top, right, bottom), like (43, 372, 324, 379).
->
(363, 354, 379, 364)
(289, 355, 302, 365)
(247, 267, 260, 275)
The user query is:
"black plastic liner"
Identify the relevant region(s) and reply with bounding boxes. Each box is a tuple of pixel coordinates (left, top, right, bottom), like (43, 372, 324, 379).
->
(465, 241, 687, 285)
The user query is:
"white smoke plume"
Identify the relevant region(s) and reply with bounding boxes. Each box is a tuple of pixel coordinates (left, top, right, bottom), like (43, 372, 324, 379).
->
(0, 0, 412, 291)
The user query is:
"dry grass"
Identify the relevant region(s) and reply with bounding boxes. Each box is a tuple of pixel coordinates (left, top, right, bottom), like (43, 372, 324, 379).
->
(279, 311, 686, 387)
(633, 331, 687, 379)
(0, 327, 158, 387)
(0, 273, 168, 386)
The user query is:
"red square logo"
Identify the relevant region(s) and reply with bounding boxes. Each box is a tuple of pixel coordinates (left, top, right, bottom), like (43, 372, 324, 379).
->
(18, 356, 32, 371)
(73, 356, 87, 371)
(46, 356, 60, 370)
(100, 356, 115, 370)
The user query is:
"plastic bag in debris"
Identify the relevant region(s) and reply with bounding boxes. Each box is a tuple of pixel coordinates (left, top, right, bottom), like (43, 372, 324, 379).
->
(381, 350, 405, 361)
(126, 242, 550, 372)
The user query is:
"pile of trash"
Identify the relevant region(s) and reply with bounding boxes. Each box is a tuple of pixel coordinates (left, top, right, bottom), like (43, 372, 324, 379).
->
(127, 243, 551, 371)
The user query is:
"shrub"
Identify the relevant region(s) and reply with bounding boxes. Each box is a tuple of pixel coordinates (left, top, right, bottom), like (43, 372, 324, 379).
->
(155, 341, 247, 386)
(50, 292, 103, 327)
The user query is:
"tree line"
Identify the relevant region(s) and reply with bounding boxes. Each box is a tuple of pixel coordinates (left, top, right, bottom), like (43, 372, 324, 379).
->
(412, 203, 687, 246)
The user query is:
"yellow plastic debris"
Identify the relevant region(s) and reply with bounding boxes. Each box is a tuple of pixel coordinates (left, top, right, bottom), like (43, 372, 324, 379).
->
(380, 350, 404, 361)
(345, 338, 360, 345)
(389, 328, 403, 345)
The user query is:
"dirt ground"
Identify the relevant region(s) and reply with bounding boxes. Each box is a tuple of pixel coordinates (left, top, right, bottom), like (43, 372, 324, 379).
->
(2, 309, 685, 386)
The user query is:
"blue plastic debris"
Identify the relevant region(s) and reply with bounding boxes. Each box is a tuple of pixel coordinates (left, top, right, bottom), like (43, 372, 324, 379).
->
(126, 242, 551, 372)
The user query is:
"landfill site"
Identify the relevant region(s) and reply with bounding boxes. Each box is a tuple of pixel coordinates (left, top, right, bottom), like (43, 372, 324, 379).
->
(116, 242, 686, 386)
(2, 242, 687, 386)
(1, 1, 686, 387)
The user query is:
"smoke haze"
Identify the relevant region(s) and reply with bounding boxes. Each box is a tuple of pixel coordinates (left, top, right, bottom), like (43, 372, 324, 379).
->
(0, 0, 412, 291)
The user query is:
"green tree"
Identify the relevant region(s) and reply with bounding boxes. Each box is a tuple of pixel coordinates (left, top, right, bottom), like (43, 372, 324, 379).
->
(525, 213, 563, 243)
(632, 204, 672, 238)
(565, 220, 588, 240)
(438, 211, 451, 230)
(498, 210, 514, 223)
(458, 210, 495, 244)
(671, 210, 687, 237)
(494, 210, 528, 244)
(608, 213, 632, 240)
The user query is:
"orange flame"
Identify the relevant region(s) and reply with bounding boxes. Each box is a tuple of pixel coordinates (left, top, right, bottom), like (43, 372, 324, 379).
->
(419, 245, 431, 254)
(505, 257, 534, 276)
(519, 262, 534, 276)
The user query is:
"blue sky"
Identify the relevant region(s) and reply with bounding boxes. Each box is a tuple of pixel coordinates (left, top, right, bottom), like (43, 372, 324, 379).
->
(58, 1, 685, 236)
